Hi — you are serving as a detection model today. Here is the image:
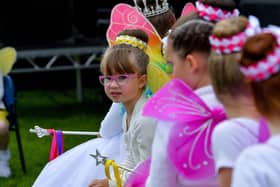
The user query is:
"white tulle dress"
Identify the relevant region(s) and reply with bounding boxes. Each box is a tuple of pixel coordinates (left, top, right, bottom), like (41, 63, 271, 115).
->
(33, 103, 125, 187)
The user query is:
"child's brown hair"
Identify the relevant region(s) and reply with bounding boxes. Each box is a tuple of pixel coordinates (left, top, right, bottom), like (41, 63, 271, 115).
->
(101, 29, 149, 76)
(240, 33, 280, 118)
(168, 19, 213, 59)
(135, 0, 176, 38)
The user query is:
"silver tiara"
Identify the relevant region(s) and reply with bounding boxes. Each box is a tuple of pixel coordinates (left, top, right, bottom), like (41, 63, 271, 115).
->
(133, 0, 169, 18)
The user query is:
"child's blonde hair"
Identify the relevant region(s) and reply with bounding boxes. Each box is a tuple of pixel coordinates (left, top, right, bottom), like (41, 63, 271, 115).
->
(209, 16, 249, 97)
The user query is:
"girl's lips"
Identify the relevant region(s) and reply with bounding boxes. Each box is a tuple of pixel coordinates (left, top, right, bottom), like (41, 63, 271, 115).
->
(110, 92, 122, 97)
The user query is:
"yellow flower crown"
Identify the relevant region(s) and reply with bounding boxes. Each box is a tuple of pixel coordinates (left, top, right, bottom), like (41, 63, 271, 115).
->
(115, 35, 148, 50)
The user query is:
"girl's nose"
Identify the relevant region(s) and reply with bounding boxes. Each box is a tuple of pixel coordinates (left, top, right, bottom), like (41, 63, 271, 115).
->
(109, 79, 119, 87)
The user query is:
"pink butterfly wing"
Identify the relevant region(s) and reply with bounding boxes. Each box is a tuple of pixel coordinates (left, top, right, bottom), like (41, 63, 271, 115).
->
(258, 118, 270, 143)
(106, 3, 161, 48)
(125, 158, 151, 187)
(143, 79, 226, 180)
(181, 2, 197, 17)
(168, 107, 226, 180)
(143, 79, 211, 122)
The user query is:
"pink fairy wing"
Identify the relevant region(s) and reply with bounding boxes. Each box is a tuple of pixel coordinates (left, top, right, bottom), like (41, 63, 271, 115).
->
(106, 3, 161, 48)
(258, 118, 270, 143)
(168, 108, 225, 180)
(143, 79, 226, 180)
(125, 158, 151, 187)
(181, 2, 197, 17)
(143, 79, 211, 123)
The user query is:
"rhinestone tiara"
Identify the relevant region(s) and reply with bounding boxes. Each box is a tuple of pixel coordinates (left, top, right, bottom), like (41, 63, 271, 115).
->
(133, 0, 169, 18)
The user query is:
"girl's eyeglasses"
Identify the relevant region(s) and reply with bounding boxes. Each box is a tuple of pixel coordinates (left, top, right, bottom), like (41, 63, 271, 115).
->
(99, 74, 138, 86)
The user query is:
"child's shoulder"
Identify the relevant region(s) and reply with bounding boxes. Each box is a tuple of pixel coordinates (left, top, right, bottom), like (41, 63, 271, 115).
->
(134, 114, 157, 130)
(242, 136, 280, 158)
(236, 143, 279, 170)
(212, 118, 259, 141)
(212, 118, 259, 146)
(232, 142, 280, 187)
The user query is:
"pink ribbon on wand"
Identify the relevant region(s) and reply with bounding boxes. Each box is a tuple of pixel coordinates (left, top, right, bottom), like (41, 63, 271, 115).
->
(47, 129, 64, 161)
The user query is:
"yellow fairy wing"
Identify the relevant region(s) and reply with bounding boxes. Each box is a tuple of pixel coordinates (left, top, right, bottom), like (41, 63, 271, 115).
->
(146, 46, 172, 93)
(147, 62, 171, 93)
(0, 47, 17, 75)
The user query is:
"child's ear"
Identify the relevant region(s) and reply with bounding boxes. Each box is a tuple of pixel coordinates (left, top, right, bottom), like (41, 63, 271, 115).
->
(138, 74, 147, 89)
(186, 54, 199, 73)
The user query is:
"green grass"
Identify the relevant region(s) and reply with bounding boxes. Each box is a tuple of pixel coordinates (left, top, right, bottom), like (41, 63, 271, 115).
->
(0, 89, 109, 187)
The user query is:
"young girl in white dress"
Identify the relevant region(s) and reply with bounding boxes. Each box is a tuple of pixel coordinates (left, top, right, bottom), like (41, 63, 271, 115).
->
(33, 30, 154, 187)
(88, 29, 157, 187)
(98, 0, 176, 141)
(231, 28, 280, 187)
(208, 16, 270, 187)
(33, 1, 172, 185)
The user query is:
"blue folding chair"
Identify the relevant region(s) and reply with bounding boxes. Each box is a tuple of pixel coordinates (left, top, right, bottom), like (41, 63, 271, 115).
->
(3, 75, 26, 173)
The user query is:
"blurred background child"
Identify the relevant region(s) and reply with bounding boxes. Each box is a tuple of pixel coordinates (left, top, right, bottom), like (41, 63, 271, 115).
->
(232, 29, 280, 187)
(209, 16, 270, 187)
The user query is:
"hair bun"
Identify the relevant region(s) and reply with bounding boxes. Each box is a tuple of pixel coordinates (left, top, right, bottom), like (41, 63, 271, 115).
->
(242, 33, 277, 66)
(213, 16, 248, 38)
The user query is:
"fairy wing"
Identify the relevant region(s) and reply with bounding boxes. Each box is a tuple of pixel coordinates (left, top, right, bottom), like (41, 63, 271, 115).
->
(0, 47, 17, 75)
(125, 158, 151, 187)
(143, 79, 226, 180)
(143, 79, 213, 122)
(181, 2, 197, 17)
(258, 118, 270, 143)
(106, 3, 171, 93)
(147, 62, 170, 94)
(106, 3, 161, 58)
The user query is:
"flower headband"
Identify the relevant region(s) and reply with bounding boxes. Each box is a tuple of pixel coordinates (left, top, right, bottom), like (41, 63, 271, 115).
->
(196, 1, 239, 22)
(115, 35, 148, 50)
(209, 16, 261, 55)
(240, 29, 280, 82)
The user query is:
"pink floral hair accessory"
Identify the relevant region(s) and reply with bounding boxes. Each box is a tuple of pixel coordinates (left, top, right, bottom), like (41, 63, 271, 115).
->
(195, 0, 239, 22)
(209, 16, 261, 55)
